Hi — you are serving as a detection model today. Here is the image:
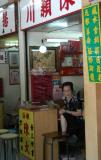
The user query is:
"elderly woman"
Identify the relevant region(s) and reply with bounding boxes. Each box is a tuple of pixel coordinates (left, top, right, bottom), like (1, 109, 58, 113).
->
(59, 82, 83, 136)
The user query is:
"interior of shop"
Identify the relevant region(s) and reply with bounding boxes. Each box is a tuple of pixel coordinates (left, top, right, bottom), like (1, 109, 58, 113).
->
(23, 11, 85, 160)
(27, 11, 84, 101)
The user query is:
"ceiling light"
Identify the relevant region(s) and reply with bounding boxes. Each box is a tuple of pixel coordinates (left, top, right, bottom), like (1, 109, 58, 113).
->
(32, 49, 39, 52)
(49, 22, 68, 28)
(0, 8, 4, 12)
(39, 39, 47, 53)
(47, 39, 68, 43)
(5, 41, 18, 47)
(39, 45, 47, 53)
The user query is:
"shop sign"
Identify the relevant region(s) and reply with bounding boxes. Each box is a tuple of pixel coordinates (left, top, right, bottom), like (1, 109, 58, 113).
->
(82, 0, 101, 7)
(20, 0, 82, 30)
(83, 3, 101, 82)
(0, 4, 16, 36)
(19, 109, 35, 160)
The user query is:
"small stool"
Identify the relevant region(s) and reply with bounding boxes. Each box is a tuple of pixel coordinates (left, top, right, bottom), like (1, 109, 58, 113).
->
(0, 129, 9, 135)
(42, 132, 69, 160)
(0, 133, 18, 160)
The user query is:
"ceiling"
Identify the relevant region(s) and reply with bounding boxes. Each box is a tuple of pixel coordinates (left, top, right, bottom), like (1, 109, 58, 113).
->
(30, 11, 82, 33)
(29, 11, 82, 45)
(0, 11, 82, 48)
(0, 33, 18, 48)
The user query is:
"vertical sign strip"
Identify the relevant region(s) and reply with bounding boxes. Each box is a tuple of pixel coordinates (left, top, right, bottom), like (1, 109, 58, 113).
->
(83, 3, 101, 82)
(19, 109, 35, 160)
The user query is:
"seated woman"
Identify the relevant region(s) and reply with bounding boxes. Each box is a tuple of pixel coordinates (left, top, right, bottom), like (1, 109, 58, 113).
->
(59, 82, 83, 137)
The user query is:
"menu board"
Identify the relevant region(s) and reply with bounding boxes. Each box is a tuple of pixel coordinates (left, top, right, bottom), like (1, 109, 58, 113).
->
(19, 109, 35, 160)
(83, 3, 101, 82)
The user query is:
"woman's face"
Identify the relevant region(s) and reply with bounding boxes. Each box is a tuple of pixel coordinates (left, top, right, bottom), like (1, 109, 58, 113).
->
(63, 86, 72, 97)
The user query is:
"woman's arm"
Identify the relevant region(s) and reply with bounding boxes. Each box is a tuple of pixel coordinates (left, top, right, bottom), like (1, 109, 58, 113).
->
(65, 109, 82, 117)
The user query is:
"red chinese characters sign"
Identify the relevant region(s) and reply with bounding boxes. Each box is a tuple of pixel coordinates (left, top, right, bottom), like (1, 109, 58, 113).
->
(20, 0, 81, 30)
(0, 4, 16, 36)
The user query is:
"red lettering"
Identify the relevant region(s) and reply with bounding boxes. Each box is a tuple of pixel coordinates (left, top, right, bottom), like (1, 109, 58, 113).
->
(41, 0, 52, 17)
(26, 0, 35, 23)
(60, 0, 75, 11)
(24, 123, 29, 136)
(25, 141, 29, 153)
(2, 11, 8, 28)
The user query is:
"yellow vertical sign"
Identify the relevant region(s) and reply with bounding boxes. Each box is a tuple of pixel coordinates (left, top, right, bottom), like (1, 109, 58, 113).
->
(19, 109, 35, 160)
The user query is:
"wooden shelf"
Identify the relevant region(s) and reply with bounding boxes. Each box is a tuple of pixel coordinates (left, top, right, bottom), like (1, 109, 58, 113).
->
(61, 66, 83, 69)
(60, 67, 83, 76)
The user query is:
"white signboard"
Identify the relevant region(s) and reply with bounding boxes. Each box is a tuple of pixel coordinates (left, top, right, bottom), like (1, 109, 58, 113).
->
(0, 4, 16, 36)
(20, 0, 82, 30)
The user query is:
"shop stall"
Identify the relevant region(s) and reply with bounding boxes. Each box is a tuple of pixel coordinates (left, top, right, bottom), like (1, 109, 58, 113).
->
(19, 0, 84, 159)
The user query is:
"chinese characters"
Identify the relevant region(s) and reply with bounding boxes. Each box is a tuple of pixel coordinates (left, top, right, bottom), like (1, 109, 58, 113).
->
(60, 0, 75, 11)
(19, 109, 35, 159)
(2, 11, 8, 28)
(26, 1, 35, 23)
(41, 0, 52, 17)
(25, 0, 77, 20)
(83, 3, 101, 82)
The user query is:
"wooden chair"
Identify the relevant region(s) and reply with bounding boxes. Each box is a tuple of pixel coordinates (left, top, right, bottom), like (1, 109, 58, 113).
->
(42, 132, 69, 160)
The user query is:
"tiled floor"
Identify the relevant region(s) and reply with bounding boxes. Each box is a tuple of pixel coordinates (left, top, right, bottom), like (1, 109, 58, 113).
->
(0, 152, 86, 160)
(61, 150, 85, 160)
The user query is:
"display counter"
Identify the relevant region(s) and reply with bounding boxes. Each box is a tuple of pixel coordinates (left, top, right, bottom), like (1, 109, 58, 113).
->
(19, 107, 58, 160)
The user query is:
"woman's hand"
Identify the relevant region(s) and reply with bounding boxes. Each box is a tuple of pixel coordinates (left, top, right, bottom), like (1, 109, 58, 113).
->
(59, 109, 66, 115)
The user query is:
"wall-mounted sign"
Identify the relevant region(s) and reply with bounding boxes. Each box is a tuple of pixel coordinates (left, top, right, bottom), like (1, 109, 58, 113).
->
(0, 4, 16, 36)
(19, 109, 35, 160)
(83, 3, 101, 82)
(82, 0, 101, 7)
(20, 0, 82, 30)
